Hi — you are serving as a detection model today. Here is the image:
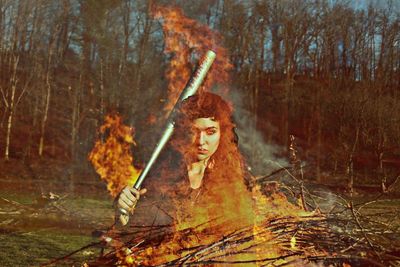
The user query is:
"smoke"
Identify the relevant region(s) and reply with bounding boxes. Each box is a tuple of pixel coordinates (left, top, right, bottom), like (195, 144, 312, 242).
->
(227, 89, 288, 177)
(227, 89, 346, 212)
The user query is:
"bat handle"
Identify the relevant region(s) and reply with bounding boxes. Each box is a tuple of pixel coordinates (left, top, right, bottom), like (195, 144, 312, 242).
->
(118, 208, 130, 226)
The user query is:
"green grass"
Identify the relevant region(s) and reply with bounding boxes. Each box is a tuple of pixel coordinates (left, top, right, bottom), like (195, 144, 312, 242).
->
(0, 188, 115, 266)
(0, 229, 98, 266)
(0, 191, 37, 206)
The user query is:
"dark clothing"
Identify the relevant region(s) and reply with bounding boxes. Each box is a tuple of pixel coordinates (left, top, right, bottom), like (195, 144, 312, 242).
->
(132, 159, 213, 227)
(128, 146, 198, 227)
(126, 145, 254, 229)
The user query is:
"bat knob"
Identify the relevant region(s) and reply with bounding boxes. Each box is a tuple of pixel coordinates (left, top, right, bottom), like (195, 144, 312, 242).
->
(118, 210, 130, 226)
(119, 208, 129, 215)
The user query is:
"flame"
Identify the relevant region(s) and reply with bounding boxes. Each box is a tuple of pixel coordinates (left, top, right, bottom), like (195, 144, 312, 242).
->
(290, 236, 297, 249)
(88, 114, 141, 197)
(114, 186, 312, 266)
(91, 5, 328, 266)
(151, 5, 232, 114)
(150, 1, 255, 237)
(108, 5, 318, 266)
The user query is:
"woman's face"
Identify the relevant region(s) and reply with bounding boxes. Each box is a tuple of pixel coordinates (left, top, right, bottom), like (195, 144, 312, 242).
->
(192, 117, 221, 162)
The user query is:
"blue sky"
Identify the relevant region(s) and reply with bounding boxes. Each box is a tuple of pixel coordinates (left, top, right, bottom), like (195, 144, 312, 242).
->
(350, 0, 400, 11)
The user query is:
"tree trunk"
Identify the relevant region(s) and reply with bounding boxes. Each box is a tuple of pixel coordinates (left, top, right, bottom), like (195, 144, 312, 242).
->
(71, 76, 81, 162)
(252, 18, 265, 161)
(4, 56, 19, 160)
(99, 59, 105, 118)
(116, 0, 132, 106)
(0, 0, 3, 52)
(38, 24, 59, 157)
(134, 0, 153, 95)
(316, 86, 322, 182)
(38, 69, 51, 156)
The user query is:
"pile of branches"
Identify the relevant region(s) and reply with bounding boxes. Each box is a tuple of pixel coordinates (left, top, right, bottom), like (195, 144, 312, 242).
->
(56, 212, 392, 267)
(42, 174, 398, 266)
(42, 163, 400, 267)
(41, 184, 400, 267)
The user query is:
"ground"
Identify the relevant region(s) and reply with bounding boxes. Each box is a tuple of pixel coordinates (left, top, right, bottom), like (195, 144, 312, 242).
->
(0, 173, 115, 266)
(0, 160, 399, 266)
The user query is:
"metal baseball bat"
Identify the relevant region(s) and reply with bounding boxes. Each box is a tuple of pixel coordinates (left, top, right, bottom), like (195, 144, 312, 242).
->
(133, 50, 216, 189)
(119, 50, 216, 223)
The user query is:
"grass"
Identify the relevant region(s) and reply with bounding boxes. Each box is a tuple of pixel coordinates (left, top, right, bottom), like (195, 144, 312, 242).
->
(0, 229, 97, 266)
(0, 186, 114, 267)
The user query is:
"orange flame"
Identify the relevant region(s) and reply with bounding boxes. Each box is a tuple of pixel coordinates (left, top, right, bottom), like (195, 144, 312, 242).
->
(152, 5, 232, 114)
(109, 5, 317, 266)
(115, 187, 312, 266)
(90, 5, 324, 266)
(88, 114, 141, 197)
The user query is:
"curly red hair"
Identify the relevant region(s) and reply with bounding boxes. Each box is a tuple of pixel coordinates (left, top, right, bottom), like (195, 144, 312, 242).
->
(170, 92, 253, 223)
(172, 92, 239, 168)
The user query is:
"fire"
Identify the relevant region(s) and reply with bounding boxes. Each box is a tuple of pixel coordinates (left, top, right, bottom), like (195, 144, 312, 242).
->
(88, 113, 141, 197)
(112, 187, 312, 266)
(291, 236, 297, 249)
(90, 5, 327, 266)
(151, 5, 232, 114)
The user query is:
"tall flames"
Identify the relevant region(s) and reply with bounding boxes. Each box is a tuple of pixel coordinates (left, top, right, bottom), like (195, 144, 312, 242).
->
(151, 5, 232, 114)
(88, 114, 141, 197)
(88, 4, 321, 267)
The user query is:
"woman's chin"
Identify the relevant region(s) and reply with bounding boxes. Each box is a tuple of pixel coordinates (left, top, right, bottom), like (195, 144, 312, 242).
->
(196, 154, 210, 162)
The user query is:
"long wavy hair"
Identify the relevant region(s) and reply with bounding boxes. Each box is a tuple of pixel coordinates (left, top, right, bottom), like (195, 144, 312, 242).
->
(160, 92, 253, 224)
(148, 92, 248, 188)
(172, 92, 239, 169)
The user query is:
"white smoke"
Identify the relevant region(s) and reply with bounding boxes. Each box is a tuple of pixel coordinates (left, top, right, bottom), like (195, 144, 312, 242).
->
(227, 89, 288, 177)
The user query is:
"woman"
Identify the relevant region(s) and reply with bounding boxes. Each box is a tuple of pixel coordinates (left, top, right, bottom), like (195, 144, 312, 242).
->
(116, 92, 253, 228)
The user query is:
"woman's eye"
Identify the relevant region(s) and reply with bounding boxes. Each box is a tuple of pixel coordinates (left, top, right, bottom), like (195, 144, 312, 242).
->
(206, 130, 216, 135)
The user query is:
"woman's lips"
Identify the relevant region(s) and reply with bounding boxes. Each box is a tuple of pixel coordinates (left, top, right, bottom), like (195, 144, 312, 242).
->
(197, 148, 208, 154)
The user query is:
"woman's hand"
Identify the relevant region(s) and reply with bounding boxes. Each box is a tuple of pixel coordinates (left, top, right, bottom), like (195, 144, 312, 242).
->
(117, 186, 147, 225)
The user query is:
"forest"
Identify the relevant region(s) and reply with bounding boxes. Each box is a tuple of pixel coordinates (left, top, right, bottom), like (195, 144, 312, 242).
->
(0, 0, 399, 266)
(0, 0, 399, 183)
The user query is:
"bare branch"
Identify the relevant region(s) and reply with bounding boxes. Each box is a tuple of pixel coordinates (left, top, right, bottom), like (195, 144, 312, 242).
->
(0, 87, 9, 108)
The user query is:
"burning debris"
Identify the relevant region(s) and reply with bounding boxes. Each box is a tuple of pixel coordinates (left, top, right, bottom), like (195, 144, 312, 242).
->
(58, 186, 397, 267)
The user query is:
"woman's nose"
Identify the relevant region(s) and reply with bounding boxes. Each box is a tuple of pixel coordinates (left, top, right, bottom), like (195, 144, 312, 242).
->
(198, 132, 206, 145)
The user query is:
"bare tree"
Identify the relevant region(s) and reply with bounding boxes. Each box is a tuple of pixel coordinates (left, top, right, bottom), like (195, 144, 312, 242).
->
(38, 25, 60, 157)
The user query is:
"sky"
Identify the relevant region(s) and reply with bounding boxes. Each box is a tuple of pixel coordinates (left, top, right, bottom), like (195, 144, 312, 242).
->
(350, 0, 400, 11)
